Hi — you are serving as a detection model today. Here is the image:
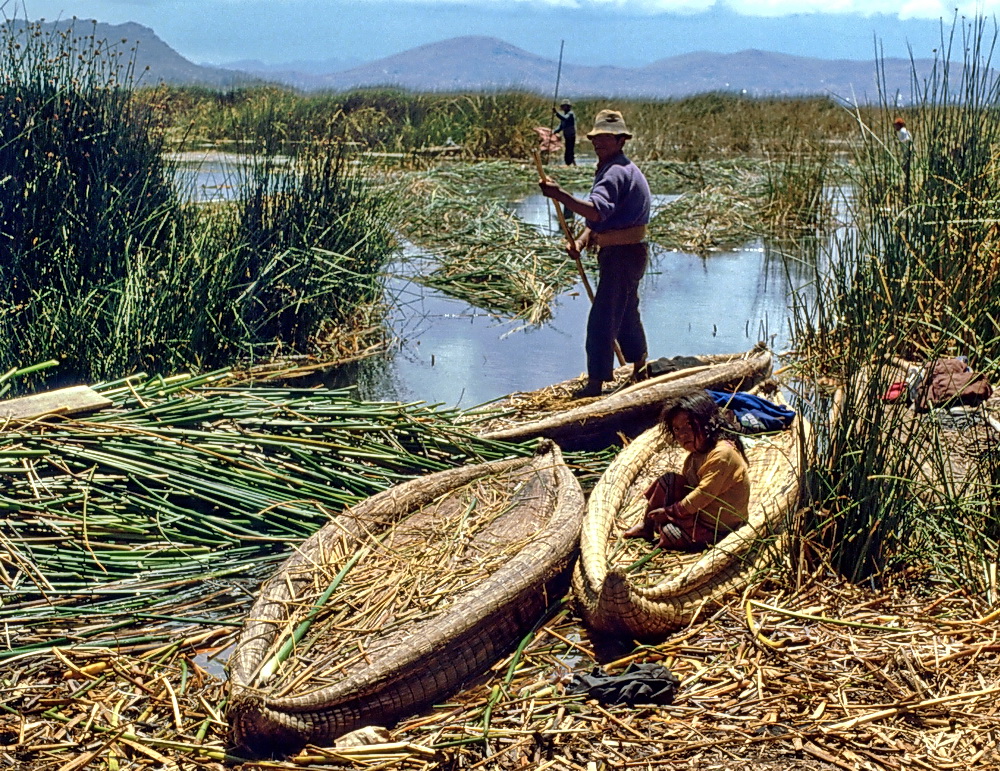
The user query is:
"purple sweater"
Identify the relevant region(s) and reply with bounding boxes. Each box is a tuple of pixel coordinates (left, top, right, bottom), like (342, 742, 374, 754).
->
(588, 152, 651, 233)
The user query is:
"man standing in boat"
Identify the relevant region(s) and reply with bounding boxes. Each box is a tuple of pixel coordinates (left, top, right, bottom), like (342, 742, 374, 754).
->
(539, 109, 650, 399)
(552, 101, 577, 166)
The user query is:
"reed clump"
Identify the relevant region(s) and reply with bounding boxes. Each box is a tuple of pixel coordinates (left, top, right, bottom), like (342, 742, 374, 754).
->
(0, 19, 394, 388)
(792, 16, 1000, 589)
(152, 84, 870, 162)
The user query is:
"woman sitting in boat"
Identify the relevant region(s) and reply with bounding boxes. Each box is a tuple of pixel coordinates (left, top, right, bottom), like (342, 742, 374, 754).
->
(623, 390, 750, 550)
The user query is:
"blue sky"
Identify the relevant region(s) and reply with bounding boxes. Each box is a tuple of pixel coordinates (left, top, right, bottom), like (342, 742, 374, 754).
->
(12, 0, 987, 67)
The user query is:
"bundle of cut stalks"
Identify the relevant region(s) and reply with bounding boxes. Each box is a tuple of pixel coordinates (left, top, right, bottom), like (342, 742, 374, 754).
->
(0, 368, 524, 657)
(392, 162, 586, 323)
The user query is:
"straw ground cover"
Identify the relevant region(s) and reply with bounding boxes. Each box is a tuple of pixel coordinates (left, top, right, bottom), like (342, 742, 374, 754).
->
(5, 567, 998, 769)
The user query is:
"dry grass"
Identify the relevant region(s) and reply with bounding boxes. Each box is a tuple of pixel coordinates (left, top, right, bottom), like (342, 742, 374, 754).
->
(5, 568, 998, 770)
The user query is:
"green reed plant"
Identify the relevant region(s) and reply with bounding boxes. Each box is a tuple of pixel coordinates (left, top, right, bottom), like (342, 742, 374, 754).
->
(0, 18, 394, 387)
(153, 86, 869, 162)
(792, 15, 1000, 587)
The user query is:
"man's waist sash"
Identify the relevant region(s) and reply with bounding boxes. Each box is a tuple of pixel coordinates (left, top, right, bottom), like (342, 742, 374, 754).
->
(591, 224, 647, 248)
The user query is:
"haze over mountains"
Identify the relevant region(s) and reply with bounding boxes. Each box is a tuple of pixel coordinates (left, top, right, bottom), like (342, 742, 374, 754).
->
(20, 19, 925, 102)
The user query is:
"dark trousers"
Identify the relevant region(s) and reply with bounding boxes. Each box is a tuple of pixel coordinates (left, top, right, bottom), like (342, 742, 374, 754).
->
(563, 133, 576, 166)
(585, 243, 648, 382)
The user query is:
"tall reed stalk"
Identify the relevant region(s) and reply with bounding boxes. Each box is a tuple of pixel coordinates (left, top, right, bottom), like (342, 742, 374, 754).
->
(792, 16, 1000, 588)
(0, 18, 394, 388)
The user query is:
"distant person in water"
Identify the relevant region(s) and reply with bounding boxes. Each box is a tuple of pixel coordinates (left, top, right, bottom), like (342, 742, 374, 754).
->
(624, 390, 750, 550)
(552, 101, 576, 166)
(538, 109, 650, 399)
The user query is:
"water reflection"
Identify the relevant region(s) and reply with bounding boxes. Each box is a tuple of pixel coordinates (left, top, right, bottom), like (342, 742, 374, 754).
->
(341, 234, 815, 409)
(168, 150, 244, 203)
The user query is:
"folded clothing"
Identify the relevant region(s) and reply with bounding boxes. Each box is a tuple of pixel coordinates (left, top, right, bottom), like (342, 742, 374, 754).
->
(706, 390, 796, 433)
(914, 358, 992, 412)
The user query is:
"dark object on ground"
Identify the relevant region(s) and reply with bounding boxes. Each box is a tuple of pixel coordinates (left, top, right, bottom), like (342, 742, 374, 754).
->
(914, 358, 992, 412)
(646, 355, 712, 378)
(567, 662, 679, 706)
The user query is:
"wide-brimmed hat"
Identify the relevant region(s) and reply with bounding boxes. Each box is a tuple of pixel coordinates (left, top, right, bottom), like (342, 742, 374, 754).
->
(560, 100, 572, 108)
(586, 109, 633, 139)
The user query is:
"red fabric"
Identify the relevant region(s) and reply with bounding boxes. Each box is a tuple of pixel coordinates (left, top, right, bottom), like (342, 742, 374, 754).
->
(534, 126, 562, 153)
(882, 381, 907, 402)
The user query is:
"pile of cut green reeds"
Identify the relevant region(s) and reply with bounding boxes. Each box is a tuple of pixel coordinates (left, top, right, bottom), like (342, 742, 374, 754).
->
(648, 182, 760, 254)
(390, 161, 581, 323)
(391, 158, 786, 321)
(0, 368, 526, 658)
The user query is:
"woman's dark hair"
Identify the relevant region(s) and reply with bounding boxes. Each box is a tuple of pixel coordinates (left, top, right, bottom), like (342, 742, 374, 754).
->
(659, 390, 746, 458)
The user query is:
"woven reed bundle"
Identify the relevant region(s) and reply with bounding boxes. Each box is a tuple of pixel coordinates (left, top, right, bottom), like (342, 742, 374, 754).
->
(227, 440, 584, 757)
(573, 392, 805, 638)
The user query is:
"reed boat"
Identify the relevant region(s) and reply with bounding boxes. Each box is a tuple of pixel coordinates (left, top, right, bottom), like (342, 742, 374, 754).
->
(226, 440, 584, 757)
(472, 346, 773, 452)
(572, 390, 803, 638)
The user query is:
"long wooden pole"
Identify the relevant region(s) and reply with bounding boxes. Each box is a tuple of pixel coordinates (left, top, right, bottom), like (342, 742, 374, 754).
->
(545, 40, 566, 165)
(532, 150, 625, 366)
(532, 149, 590, 299)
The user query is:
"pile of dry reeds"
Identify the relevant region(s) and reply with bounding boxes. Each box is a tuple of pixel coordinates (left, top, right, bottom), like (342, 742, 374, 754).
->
(5, 565, 998, 770)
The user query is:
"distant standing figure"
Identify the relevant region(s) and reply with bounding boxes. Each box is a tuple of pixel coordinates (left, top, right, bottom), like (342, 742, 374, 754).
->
(624, 390, 750, 550)
(538, 109, 650, 398)
(893, 117, 912, 145)
(894, 117, 913, 202)
(553, 101, 576, 166)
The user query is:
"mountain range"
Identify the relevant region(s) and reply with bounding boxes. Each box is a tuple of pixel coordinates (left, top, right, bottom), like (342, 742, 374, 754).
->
(284, 36, 920, 102)
(17, 20, 927, 102)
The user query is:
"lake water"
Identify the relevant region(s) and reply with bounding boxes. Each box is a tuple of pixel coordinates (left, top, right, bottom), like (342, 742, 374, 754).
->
(168, 151, 243, 202)
(169, 153, 824, 408)
(339, 192, 820, 409)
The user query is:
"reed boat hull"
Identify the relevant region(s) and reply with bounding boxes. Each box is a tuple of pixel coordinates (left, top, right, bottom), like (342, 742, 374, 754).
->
(226, 440, 584, 757)
(573, 394, 803, 638)
(477, 347, 773, 451)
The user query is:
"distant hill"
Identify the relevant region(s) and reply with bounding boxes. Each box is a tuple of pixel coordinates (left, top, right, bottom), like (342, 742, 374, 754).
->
(6, 21, 931, 101)
(303, 36, 924, 102)
(6, 19, 255, 89)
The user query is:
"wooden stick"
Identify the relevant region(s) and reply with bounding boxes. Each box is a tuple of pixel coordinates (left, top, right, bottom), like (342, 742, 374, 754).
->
(532, 150, 626, 366)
